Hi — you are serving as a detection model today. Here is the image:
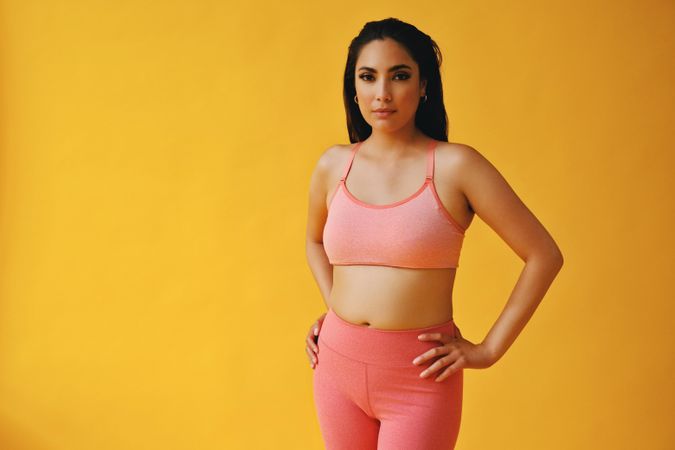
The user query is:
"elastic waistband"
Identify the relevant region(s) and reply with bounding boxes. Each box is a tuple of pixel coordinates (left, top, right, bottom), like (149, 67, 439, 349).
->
(319, 307, 458, 366)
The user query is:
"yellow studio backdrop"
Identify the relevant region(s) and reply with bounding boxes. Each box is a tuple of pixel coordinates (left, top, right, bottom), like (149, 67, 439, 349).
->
(0, 1, 672, 449)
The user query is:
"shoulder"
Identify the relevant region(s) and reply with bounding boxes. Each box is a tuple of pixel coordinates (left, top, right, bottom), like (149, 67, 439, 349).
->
(313, 143, 349, 173)
(434, 141, 503, 198)
(436, 141, 519, 211)
(433, 141, 487, 177)
(309, 143, 352, 191)
(435, 140, 483, 164)
(313, 143, 356, 177)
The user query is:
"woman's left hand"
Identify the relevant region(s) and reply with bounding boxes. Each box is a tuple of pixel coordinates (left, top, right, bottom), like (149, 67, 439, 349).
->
(412, 326, 495, 382)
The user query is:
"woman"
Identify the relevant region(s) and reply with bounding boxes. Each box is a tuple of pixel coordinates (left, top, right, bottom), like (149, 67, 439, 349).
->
(304, 18, 563, 450)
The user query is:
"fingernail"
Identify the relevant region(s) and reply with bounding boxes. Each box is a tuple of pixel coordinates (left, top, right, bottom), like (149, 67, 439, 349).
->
(418, 334, 424, 339)
(314, 328, 318, 335)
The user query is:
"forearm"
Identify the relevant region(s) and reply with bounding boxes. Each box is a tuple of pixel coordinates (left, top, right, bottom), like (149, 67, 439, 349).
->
(481, 253, 564, 365)
(305, 240, 334, 309)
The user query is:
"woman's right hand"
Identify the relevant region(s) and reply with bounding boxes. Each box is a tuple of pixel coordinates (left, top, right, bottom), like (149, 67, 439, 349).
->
(306, 313, 327, 369)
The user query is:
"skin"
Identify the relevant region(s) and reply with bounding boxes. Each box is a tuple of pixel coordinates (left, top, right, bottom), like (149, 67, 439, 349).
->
(305, 38, 564, 382)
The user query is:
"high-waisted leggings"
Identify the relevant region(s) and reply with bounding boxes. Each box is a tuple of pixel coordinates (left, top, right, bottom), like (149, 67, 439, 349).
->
(313, 307, 463, 450)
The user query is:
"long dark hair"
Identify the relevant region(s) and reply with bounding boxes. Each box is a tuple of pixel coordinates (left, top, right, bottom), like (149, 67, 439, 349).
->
(343, 18, 449, 143)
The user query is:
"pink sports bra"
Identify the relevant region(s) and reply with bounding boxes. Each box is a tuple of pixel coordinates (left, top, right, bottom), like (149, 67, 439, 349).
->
(322, 139, 467, 269)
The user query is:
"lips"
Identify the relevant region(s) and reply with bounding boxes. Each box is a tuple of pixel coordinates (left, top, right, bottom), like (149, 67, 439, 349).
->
(373, 110, 395, 118)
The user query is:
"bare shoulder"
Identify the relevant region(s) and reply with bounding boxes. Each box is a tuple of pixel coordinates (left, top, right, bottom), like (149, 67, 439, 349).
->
(316, 143, 356, 184)
(306, 143, 353, 242)
(329, 142, 356, 163)
(310, 143, 342, 184)
(307, 142, 353, 205)
(432, 140, 485, 195)
(438, 141, 562, 262)
(316, 143, 352, 169)
(434, 141, 499, 187)
(431, 141, 478, 228)
(435, 140, 483, 167)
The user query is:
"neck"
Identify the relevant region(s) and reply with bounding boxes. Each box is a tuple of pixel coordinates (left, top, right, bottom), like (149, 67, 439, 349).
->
(365, 128, 428, 160)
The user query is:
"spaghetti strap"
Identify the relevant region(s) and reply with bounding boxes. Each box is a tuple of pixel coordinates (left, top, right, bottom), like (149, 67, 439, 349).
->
(341, 141, 364, 182)
(426, 140, 437, 180)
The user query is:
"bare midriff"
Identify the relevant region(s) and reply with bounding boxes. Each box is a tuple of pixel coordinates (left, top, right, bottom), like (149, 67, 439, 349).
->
(327, 265, 458, 330)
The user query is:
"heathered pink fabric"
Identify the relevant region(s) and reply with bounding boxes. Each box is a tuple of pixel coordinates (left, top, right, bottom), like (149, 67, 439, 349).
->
(313, 307, 463, 449)
(322, 139, 466, 269)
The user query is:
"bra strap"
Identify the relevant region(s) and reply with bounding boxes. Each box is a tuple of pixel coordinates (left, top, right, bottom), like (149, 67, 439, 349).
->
(340, 141, 363, 181)
(425, 140, 437, 180)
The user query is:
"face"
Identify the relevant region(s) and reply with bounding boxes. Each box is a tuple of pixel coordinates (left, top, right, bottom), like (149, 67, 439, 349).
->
(354, 38, 427, 132)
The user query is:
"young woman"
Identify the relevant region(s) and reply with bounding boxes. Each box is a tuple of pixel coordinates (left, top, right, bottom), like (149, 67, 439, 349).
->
(304, 18, 563, 450)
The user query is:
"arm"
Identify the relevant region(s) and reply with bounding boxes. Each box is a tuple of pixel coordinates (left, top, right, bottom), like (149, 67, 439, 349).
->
(458, 145, 564, 366)
(305, 146, 337, 309)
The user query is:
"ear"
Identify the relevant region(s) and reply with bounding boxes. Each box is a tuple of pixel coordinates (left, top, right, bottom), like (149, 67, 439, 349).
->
(420, 78, 427, 96)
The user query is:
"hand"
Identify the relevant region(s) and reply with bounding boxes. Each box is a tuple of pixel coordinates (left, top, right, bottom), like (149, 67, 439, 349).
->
(412, 325, 494, 382)
(305, 313, 327, 369)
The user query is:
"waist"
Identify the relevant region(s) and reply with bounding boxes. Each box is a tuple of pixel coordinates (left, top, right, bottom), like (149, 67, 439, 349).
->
(319, 307, 459, 366)
(328, 280, 456, 332)
(330, 266, 456, 320)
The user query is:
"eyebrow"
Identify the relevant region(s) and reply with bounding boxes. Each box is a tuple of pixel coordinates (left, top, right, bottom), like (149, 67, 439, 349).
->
(357, 64, 413, 72)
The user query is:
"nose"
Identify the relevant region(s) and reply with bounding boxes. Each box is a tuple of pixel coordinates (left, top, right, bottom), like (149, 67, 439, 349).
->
(376, 79, 392, 102)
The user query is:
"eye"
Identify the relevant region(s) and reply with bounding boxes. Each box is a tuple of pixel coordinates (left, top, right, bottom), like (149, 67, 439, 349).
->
(358, 72, 411, 81)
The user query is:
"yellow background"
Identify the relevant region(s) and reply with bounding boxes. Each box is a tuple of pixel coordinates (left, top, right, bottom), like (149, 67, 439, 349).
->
(1, 1, 673, 449)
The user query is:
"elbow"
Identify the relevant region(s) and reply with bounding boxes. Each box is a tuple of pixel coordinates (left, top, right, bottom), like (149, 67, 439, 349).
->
(544, 238, 564, 268)
(552, 246, 564, 268)
(548, 250, 564, 276)
(527, 246, 564, 270)
(542, 243, 563, 265)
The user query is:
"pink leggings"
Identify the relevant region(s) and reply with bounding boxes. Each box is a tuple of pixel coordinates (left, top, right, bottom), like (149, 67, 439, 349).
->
(313, 307, 463, 450)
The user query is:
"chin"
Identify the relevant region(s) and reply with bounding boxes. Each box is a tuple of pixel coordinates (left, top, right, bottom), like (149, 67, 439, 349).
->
(370, 122, 402, 132)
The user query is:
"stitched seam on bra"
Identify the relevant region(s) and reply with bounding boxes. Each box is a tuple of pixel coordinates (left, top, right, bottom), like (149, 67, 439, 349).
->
(330, 261, 458, 269)
(342, 179, 430, 209)
(427, 180, 467, 234)
(340, 139, 437, 210)
(326, 181, 341, 211)
(338, 177, 467, 237)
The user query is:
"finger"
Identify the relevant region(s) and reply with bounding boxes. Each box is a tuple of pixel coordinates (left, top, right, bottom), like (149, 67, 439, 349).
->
(412, 344, 447, 365)
(305, 347, 317, 365)
(434, 359, 462, 382)
(306, 336, 317, 353)
(309, 325, 319, 339)
(419, 354, 451, 378)
(306, 335, 318, 353)
(307, 334, 319, 352)
(418, 332, 450, 343)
